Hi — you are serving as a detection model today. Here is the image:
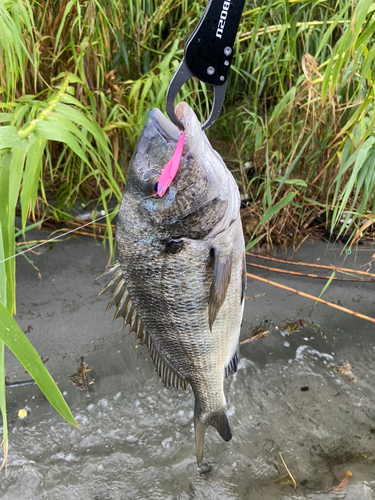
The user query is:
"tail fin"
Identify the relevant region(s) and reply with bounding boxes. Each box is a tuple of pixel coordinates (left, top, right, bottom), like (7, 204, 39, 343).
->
(194, 408, 232, 466)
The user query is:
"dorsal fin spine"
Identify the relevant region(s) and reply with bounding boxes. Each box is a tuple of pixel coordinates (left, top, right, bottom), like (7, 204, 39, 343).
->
(113, 290, 128, 320)
(97, 271, 122, 297)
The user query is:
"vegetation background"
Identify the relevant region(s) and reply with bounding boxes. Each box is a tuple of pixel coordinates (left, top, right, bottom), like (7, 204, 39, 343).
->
(0, 0, 374, 463)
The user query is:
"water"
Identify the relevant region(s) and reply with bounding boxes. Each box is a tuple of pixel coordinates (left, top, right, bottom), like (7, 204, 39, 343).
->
(3, 324, 375, 499)
(4, 236, 375, 498)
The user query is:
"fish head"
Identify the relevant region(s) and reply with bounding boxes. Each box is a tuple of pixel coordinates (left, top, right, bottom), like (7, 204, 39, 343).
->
(122, 102, 239, 239)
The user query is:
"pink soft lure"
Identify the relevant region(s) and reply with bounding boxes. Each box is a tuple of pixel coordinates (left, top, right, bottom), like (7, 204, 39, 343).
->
(157, 132, 185, 197)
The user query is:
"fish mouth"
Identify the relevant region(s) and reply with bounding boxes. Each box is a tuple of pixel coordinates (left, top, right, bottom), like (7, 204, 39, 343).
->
(149, 108, 180, 143)
(149, 103, 197, 144)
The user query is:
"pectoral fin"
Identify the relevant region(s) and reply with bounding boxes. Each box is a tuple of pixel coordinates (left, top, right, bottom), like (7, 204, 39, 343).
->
(208, 246, 233, 331)
(241, 252, 247, 304)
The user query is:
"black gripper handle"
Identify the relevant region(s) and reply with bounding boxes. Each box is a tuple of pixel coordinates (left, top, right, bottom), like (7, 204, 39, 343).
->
(184, 0, 246, 86)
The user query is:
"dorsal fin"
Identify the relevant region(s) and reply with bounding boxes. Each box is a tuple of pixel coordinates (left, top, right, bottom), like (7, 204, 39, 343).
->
(96, 261, 188, 391)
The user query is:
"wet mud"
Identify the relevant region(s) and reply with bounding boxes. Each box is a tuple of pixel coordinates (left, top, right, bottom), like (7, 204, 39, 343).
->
(3, 233, 375, 499)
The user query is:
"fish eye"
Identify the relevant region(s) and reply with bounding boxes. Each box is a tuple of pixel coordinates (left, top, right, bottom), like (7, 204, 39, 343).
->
(145, 173, 160, 196)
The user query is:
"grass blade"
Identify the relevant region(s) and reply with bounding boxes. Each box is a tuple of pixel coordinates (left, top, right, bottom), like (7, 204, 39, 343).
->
(0, 302, 78, 427)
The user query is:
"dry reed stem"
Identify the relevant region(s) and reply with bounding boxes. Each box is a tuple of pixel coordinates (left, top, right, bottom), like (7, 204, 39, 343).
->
(52, 229, 108, 239)
(246, 272, 375, 324)
(246, 252, 375, 277)
(247, 262, 375, 282)
(240, 330, 269, 345)
(349, 219, 375, 249)
(279, 451, 297, 490)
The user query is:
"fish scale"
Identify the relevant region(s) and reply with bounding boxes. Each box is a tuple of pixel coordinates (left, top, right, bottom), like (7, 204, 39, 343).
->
(98, 102, 246, 465)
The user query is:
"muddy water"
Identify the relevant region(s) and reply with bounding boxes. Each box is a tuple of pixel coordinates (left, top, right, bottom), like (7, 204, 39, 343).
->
(3, 236, 375, 499)
(3, 324, 375, 499)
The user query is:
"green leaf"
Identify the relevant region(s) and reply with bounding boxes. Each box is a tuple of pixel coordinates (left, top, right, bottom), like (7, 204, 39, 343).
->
(138, 77, 153, 119)
(0, 151, 16, 313)
(0, 126, 22, 150)
(20, 137, 46, 228)
(34, 121, 89, 166)
(0, 224, 6, 310)
(0, 302, 78, 427)
(60, 94, 86, 108)
(260, 192, 297, 225)
(54, 0, 75, 52)
(269, 87, 296, 125)
(0, 113, 14, 123)
(315, 3, 351, 58)
(0, 341, 7, 466)
(317, 270, 336, 304)
(246, 232, 266, 250)
(8, 148, 24, 214)
(55, 73, 83, 85)
(54, 104, 111, 153)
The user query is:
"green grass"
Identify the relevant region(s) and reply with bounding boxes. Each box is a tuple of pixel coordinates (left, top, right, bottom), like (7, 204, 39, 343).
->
(0, 0, 375, 463)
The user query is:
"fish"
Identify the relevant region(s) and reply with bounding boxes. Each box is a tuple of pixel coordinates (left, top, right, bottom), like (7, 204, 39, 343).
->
(97, 102, 246, 465)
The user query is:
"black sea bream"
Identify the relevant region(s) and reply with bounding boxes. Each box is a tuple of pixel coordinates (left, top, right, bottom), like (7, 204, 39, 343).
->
(99, 102, 246, 465)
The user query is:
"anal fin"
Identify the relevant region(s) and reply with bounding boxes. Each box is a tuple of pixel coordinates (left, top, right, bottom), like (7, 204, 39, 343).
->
(224, 344, 239, 378)
(210, 409, 232, 442)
